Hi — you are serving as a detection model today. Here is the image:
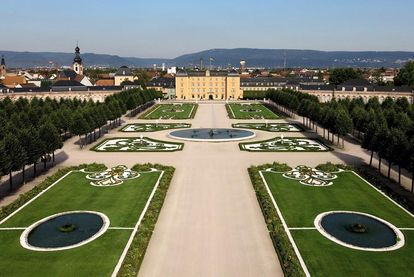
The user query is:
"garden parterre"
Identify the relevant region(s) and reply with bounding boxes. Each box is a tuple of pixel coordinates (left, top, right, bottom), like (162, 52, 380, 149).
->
(226, 103, 280, 119)
(232, 123, 303, 132)
(240, 137, 330, 152)
(139, 103, 197, 119)
(91, 137, 183, 152)
(255, 165, 414, 276)
(0, 164, 171, 276)
(121, 123, 191, 132)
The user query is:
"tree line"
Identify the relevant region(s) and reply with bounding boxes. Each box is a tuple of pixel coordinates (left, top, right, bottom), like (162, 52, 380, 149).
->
(266, 89, 414, 190)
(0, 88, 162, 190)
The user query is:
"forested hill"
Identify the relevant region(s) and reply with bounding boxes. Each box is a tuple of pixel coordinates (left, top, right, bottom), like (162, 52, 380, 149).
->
(1, 48, 414, 68)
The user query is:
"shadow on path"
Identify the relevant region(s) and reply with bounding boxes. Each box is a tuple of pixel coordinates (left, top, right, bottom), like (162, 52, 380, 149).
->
(0, 151, 69, 201)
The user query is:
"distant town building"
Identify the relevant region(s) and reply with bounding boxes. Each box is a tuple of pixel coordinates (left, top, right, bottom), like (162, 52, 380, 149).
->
(175, 70, 241, 100)
(167, 67, 177, 75)
(147, 77, 175, 99)
(240, 77, 287, 91)
(114, 66, 137, 86)
(95, 79, 115, 86)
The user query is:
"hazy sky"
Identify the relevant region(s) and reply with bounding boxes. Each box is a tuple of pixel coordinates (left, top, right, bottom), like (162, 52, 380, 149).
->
(2, 0, 413, 58)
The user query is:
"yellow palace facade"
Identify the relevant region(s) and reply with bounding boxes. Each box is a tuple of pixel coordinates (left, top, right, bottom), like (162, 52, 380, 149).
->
(175, 70, 242, 100)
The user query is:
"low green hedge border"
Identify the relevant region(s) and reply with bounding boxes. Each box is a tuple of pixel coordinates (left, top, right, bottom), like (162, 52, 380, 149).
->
(189, 104, 198, 119)
(225, 104, 235, 119)
(137, 104, 160, 119)
(118, 163, 175, 276)
(0, 163, 107, 222)
(239, 137, 333, 152)
(248, 164, 305, 277)
(90, 137, 184, 152)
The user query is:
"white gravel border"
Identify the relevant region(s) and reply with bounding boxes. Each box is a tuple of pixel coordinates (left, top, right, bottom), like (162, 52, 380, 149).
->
(20, 210, 110, 251)
(314, 210, 405, 252)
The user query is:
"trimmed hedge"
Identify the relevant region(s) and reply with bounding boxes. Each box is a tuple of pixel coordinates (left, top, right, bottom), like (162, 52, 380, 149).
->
(0, 163, 107, 222)
(271, 162, 292, 172)
(248, 165, 305, 277)
(189, 104, 198, 119)
(315, 162, 353, 172)
(118, 163, 175, 276)
(225, 104, 235, 119)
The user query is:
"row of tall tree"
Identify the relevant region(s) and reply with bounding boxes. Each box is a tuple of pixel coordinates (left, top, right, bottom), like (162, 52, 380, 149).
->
(0, 88, 162, 190)
(266, 89, 414, 190)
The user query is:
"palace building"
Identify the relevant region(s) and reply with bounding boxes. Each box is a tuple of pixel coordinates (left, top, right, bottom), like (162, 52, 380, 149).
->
(175, 70, 242, 100)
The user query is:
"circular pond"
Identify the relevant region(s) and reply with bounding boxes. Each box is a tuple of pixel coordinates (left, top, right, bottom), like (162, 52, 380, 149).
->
(314, 211, 404, 251)
(20, 211, 110, 251)
(169, 128, 255, 142)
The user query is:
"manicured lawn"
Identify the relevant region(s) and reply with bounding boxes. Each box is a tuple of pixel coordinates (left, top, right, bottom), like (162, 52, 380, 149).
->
(232, 123, 303, 132)
(91, 137, 184, 152)
(139, 103, 197, 119)
(226, 103, 280, 119)
(260, 168, 414, 276)
(121, 123, 191, 132)
(0, 168, 163, 276)
(240, 137, 330, 152)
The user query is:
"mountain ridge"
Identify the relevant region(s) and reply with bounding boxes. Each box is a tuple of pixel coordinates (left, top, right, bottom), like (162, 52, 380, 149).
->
(1, 48, 414, 68)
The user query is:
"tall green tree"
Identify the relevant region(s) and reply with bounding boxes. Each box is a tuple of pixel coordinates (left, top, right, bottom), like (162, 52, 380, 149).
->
(394, 61, 414, 87)
(4, 134, 27, 191)
(329, 68, 363, 85)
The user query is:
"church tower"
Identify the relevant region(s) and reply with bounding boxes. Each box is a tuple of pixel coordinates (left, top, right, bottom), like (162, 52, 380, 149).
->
(0, 55, 6, 77)
(72, 44, 83, 75)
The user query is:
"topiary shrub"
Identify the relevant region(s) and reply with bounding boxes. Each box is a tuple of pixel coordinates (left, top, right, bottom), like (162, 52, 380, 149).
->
(271, 162, 292, 172)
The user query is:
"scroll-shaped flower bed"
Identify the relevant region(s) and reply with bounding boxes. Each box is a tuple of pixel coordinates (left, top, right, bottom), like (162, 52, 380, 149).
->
(86, 165, 140, 186)
(282, 165, 338, 186)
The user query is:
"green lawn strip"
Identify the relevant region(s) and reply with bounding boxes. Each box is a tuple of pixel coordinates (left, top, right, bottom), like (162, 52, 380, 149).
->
(226, 103, 280, 119)
(0, 164, 169, 276)
(1, 171, 160, 227)
(0, 230, 130, 277)
(262, 171, 414, 228)
(239, 137, 332, 152)
(120, 123, 191, 132)
(232, 123, 304, 132)
(0, 163, 107, 222)
(248, 165, 305, 277)
(139, 104, 197, 119)
(260, 169, 414, 276)
(91, 137, 184, 152)
(118, 164, 174, 276)
(292, 230, 414, 277)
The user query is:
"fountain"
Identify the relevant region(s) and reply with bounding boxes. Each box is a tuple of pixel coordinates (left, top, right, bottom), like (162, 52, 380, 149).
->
(314, 211, 404, 251)
(20, 211, 110, 251)
(169, 128, 255, 142)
